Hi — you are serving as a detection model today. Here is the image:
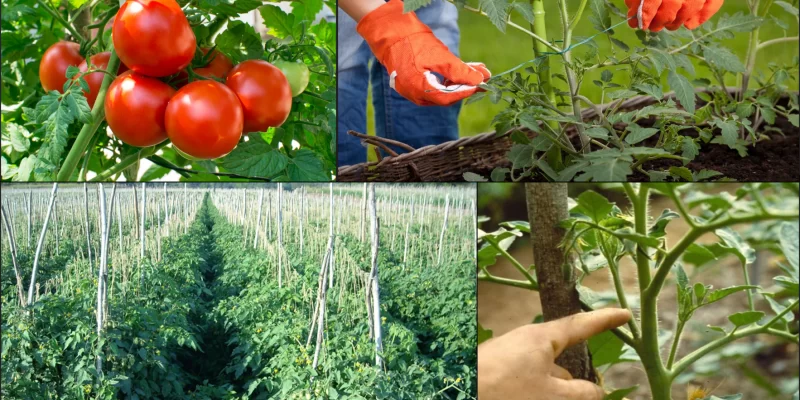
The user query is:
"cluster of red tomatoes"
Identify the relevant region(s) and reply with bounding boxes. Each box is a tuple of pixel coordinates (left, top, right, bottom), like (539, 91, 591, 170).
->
(38, 0, 308, 160)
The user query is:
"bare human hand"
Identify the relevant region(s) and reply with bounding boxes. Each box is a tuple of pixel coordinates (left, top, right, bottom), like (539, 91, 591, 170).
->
(478, 308, 632, 400)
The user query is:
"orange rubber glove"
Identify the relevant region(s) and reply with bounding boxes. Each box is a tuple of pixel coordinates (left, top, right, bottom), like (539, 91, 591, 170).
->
(356, 0, 491, 106)
(626, 0, 725, 32)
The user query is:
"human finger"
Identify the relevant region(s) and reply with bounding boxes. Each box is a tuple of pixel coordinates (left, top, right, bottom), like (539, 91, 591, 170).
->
(543, 309, 632, 357)
(551, 365, 573, 380)
(551, 378, 605, 400)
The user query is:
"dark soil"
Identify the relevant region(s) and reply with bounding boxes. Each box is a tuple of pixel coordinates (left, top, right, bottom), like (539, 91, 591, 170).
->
(630, 112, 799, 181)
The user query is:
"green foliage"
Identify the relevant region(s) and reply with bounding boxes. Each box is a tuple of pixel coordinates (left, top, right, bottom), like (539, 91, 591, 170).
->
(479, 183, 800, 399)
(430, 0, 800, 181)
(3, 189, 475, 398)
(1, 0, 336, 181)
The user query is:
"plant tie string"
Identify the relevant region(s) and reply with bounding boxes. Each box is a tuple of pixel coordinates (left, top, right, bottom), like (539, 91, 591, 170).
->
(490, 16, 636, 80)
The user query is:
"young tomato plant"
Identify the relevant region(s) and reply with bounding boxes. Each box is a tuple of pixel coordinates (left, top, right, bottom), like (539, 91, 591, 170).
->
(478, 183, 799, 399)
(405, 0, 800, 181)
(1, 0, 336, 182)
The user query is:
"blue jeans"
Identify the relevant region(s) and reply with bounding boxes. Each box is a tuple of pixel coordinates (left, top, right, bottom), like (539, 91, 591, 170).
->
(337, 0, 461, 167)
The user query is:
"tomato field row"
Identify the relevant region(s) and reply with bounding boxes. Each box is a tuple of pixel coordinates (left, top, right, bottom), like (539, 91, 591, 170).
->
(1, 183, 477, 399)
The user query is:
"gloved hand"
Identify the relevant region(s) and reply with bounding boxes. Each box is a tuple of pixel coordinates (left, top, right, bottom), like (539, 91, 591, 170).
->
(357, 0, 491, 106)
(626, 0, 725, 32)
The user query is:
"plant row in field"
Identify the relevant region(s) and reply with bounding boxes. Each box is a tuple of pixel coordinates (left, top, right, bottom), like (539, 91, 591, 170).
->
(2, 192, 477, 399)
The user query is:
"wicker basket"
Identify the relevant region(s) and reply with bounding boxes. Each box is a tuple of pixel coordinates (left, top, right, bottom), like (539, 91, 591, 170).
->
(337, 94, 661, 182)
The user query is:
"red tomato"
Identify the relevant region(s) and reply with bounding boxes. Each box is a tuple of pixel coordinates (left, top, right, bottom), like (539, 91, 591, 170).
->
(196, 49, 233, 80)
(225, 60, 292, 132)
(104, 71, 175, 147)
(39, 41, 83, 92)
(174, 49, 233, 87)
(165, 80, 243, 159)
(112, 0, 195, 77)
(77, 52, 129, 108)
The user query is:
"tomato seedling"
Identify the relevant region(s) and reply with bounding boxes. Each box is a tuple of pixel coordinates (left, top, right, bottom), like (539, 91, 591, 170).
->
(403, 0, 800, 181)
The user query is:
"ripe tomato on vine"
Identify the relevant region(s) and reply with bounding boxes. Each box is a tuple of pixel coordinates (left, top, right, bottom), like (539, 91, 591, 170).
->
(104, 71, 174, 147)
(165, 80, 243, 160)
(225, 60, 293, 132)
(2, 0, 336, 182)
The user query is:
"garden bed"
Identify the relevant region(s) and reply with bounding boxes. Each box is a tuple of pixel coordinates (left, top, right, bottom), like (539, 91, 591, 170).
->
(338, 90, 798, 182)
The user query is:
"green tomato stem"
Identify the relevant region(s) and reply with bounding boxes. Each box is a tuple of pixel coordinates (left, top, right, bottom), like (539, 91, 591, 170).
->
(670, 298, 799, 379)
(36, 0, 85, 42)
(56, 50, 121, 181)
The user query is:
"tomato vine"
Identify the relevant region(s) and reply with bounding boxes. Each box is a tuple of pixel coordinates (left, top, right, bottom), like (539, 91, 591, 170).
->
(2, 0, 336, 182)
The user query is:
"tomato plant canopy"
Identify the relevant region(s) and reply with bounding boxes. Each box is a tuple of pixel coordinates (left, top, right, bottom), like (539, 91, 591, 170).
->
(1, 0, 336, 182)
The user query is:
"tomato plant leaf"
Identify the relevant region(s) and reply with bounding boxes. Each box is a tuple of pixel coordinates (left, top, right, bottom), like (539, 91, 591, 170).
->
(215, 21, 263, 64)
(667, 71, 696, 114)
(573, 190, 613, 222)
(499, 220, 530, 233)
(588, 0, 611, 31)
(728, 311, 764, 327)
(649, 209, 679, 237)
(479, 0, 509, 33)
(714, 228, 756, 266)
(764, 295, 794, 324)
(604, 386, 638, 400)
(509, 2, 534, 24)
(477, 323, 493, 344)
(778, 222, 799, 277)
(703, 46, 745, 73)
(404, 0, 432, 12)
(702, 285, 759, 308)
(463, 172, 488, 182)
(633, 83, 664, 100)
(287, 149, 328, 181)
(221, 136, 289, 178)
(584, 127, 610, 140)
(625, 123, 659, 145)
(588, 330, 626, 368)
(260, 5, 298, 39)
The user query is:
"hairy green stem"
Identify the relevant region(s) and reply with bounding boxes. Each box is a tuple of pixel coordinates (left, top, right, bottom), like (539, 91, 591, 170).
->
(557, 0, 589, 152)
(531, 0, 565, 168)
(478, 267, 538, 290)
(625, 184, 671, 400)
(486, 237, 538, 287)
(757, 36, 799, 51)
(35, 0, 85, 42)
(56, 50, 120, 181)
(600, 236, 641, 339)
(666, 320, 685, 369)
(670, 298, 799, 379)
(646, 210, 800, 300)
(741, 0, 763, 99)
(575, 94, 623, 147)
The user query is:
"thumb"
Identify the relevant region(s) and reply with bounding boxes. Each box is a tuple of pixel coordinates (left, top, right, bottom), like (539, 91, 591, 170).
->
(551, 378, 605, 400)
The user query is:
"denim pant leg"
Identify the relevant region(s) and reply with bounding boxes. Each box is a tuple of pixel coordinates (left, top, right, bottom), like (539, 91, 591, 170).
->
(371, 0, 461, 153)
(337, 9, 373, 167)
